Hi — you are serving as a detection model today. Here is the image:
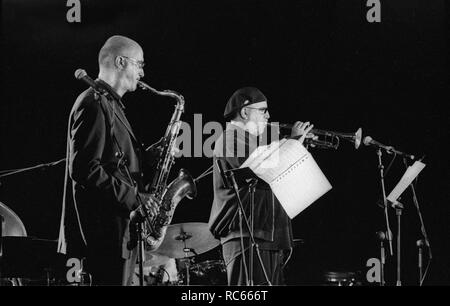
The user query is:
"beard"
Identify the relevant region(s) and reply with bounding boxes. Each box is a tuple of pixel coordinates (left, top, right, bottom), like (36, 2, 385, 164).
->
(257, 121, 267, 135)
(245, 121, 267, 136)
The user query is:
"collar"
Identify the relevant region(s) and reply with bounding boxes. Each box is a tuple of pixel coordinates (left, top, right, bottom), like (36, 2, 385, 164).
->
(229, 121, 245, 130)
(95, 79, 126, 110)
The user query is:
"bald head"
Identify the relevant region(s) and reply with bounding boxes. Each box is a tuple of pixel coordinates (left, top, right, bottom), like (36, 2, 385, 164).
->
(97, 35, 145, 97)
(98, 35, 142, 69)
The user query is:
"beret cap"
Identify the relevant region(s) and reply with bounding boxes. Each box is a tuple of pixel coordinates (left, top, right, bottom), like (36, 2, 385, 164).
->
(223, 87, 267, 119)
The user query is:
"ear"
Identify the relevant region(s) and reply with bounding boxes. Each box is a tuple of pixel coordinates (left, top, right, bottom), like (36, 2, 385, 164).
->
(115, 56, 126, 69)
(239, 108, 248, 120)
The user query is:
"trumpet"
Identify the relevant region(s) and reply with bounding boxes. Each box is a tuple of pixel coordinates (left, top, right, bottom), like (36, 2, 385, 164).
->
(267, 122, 362, 150)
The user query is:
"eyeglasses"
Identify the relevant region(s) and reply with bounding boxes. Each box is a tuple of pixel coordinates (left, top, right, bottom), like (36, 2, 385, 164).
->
(120, 55, 145, 69)
(245, 106, 269, 115)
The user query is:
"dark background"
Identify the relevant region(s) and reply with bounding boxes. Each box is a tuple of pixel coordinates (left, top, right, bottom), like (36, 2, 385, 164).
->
(1, 0, 448, 285)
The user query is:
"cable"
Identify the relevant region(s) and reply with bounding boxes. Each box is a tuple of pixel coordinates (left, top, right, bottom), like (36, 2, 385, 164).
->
(420, 257, 432, 286)
(384, 152, 397, 178)
(194, 165, 214, 182)
(0, 158, 66, 176)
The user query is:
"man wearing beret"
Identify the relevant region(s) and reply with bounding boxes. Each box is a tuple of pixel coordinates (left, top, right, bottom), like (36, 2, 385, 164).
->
(208, 87, 313, 285)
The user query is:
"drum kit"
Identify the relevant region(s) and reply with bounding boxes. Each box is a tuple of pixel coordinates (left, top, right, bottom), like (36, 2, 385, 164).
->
(1, 200, 226, 286)
(0, 201, 63, 286)
(130, 222, 227, 286)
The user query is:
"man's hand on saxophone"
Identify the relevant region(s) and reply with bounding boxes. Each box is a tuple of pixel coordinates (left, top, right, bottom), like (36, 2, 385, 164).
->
(141, 193, 160, 217)
(146, 137, 164, 156)
(130, 193, 160, 223)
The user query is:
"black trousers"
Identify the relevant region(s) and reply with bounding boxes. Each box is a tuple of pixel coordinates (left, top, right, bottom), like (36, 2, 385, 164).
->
(222, 238, 286, 286)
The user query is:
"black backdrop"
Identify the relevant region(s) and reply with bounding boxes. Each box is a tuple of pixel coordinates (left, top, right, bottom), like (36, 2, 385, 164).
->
(1, 0, 448, 285)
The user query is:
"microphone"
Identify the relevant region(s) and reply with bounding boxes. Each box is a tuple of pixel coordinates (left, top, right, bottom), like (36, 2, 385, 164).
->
(363, 136, 393, 151)
(363, 136, 415, 160)
(216, 159, 231, 189)
(376, 231, 386, 241)
(416, 239, 425, 248)
(74, 69, 110, 98)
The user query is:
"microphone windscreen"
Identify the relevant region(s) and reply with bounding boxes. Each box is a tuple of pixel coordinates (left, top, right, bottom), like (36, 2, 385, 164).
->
(74, 69, 87, 80)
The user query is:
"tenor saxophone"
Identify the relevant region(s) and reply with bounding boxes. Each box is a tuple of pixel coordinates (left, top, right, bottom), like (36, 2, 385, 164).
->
(137, 81, 197, 252)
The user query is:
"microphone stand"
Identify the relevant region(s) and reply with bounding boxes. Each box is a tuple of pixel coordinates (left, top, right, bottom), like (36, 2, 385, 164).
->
(376, 149, 394, 258)
(391, 200, 404, 286)
(225, 169, 272, 286)
(376, 231, 386, 286)
(403, 158, 432, 286)
(417, 239, 424, 285)
(120, 154, 151, 287)
(248, 178, 257, 286)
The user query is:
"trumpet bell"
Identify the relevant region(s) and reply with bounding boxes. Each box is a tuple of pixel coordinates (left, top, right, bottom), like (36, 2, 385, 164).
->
(354, 128, 362, 149)
(333, 127, 362, 149)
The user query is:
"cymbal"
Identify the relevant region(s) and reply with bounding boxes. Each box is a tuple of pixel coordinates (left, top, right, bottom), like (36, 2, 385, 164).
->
(0, 201, 27, 236)
(152, 222, 220, 258)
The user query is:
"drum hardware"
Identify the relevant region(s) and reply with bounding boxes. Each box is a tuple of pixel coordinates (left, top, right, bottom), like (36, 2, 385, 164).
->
(148, 222, 222, 286)
(133, 266, 174, 286)
(130, 252, 179, 286)
(0, 236, 59, 285)
(187, 260, 227, 286)
(178, 257, 194, 286)
(128, 222, 222, 286)
(77, 257, 92, 286)
(1, 159, 65, 285)
(175, 230, 195, 285)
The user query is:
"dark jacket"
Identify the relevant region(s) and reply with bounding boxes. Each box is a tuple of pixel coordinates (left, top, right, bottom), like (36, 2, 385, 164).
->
(58, 81, 146, 259)
(208, 123, 293, 250)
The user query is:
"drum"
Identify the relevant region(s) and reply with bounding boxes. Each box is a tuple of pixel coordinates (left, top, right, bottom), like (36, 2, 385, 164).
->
(130, 256, 180, 286)
(183, 260, 227, 285)
(322, 271, 359, 286)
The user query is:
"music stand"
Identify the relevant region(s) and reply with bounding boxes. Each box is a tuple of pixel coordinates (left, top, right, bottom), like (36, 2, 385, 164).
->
(387, 159, 427, 286)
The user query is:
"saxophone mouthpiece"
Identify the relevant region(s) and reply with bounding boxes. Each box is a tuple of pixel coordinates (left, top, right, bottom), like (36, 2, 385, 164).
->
(138, 80, 183, 101)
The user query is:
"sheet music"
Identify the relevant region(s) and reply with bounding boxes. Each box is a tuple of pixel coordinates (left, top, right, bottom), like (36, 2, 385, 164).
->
(241, 138, 332, 219)
(387, 160, 426, 204)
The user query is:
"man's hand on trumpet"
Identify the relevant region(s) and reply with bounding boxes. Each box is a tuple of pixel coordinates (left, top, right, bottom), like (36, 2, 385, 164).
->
(291, 121, 314, 144)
